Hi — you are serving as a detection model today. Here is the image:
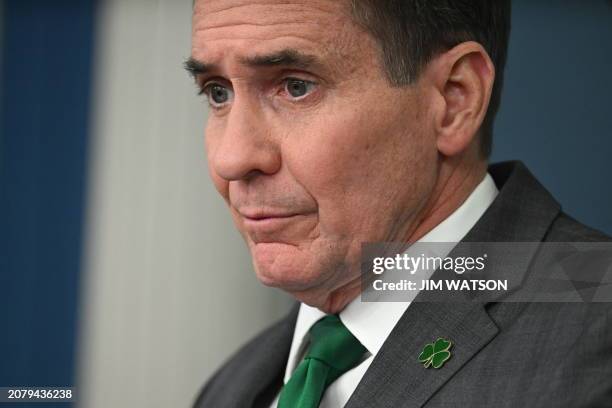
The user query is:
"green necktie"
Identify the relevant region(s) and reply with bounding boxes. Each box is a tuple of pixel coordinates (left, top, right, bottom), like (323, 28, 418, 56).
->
(278, 314, 367, 408)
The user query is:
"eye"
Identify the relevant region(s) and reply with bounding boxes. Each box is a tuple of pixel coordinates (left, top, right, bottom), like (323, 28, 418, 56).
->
(284, 78, 316, 99)
(202, 83, 234, 108)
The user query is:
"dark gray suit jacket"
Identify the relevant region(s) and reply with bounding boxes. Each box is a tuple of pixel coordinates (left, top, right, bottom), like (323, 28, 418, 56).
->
(194, 161, 612, 408)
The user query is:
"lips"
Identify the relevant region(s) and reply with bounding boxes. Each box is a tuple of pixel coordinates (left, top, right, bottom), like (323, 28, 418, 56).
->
(240, 211, 299, 221)
(242, 214, 302, 235)
(238, 208, 315, 237)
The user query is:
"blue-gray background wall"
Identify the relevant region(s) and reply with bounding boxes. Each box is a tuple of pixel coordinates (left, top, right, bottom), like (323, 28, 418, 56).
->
(0, 0, 95, 405)
(493, 0, 612, 235)
(0, 0, 610, 402)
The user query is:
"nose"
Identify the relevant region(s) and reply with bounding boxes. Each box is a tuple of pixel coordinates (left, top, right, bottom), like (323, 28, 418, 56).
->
(209, 101, 281, 181)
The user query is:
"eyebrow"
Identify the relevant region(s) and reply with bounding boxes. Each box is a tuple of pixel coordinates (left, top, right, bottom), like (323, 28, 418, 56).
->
(184, 57, 212, 77)
(184, 49, 321, 78)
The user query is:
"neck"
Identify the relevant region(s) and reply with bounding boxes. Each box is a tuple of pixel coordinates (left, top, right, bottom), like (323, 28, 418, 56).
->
(407, 155, 488, 243)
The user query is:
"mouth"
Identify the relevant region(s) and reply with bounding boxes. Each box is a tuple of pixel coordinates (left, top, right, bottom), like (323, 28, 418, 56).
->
(239, 209, 314, 234)
(242, 213, 300, 225)
(241, 211, 298, 220)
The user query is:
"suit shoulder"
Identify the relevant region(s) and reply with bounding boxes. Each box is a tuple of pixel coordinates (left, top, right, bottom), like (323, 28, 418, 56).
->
(545, 212, 611, 242)
(192, 304, 298, 408)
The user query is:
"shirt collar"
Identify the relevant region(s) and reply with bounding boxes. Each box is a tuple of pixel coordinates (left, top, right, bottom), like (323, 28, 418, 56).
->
(284, 173, 498, 382)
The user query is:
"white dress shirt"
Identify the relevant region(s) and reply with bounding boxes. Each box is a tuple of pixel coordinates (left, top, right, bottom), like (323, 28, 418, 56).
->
(269, 173, 498, 408)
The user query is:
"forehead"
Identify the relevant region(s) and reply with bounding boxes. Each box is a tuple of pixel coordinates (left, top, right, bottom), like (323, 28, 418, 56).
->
(191, 0, 358, 68)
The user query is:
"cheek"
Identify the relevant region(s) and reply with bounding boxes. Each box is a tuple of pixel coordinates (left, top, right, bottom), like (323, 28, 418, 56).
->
(281, 122, 385, 227)
(281, 101, 435, 239)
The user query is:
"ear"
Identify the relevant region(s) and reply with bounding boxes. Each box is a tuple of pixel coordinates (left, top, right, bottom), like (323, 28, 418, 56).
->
(427, 42, 495, 157)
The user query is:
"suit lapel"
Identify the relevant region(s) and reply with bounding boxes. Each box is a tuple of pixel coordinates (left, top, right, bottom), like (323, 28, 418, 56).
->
(346, 161, 562, 408)
(345, 291, 498, 408)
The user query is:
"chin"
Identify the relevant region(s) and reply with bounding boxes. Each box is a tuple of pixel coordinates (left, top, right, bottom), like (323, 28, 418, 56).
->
(252, 257, 321, 291)
(250, 242, 361, 313)
(255, 263, 359, 314)
(249, 241, 330, 290)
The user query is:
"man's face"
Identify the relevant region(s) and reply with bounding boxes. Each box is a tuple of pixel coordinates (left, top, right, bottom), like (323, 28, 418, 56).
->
(191, 0, 439, 309)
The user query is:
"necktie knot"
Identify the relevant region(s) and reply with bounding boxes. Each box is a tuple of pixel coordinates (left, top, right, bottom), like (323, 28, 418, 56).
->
(306, 315, 367, 372)
(278, 314, 367, 408)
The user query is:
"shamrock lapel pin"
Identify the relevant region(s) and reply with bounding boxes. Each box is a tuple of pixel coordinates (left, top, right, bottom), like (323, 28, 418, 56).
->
(418, 338, 452, 369)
